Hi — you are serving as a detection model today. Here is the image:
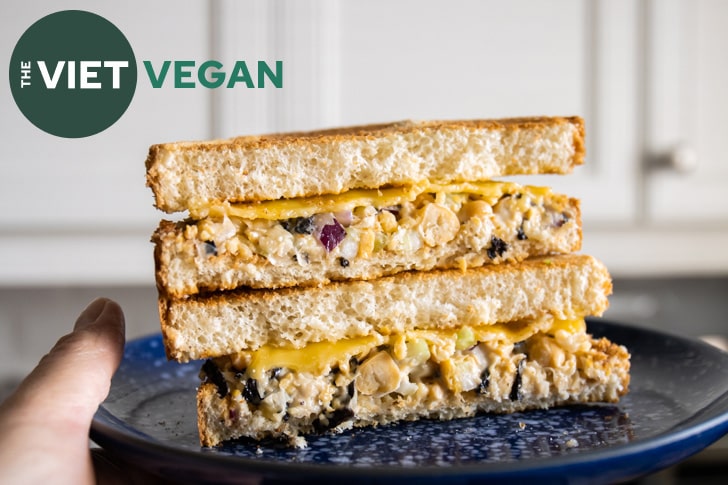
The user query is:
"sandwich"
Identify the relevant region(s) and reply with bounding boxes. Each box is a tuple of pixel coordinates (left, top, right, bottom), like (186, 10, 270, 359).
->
(148, 117, 584, 297)
(193, 254, 629, 448)
(145, 116, 630, 448)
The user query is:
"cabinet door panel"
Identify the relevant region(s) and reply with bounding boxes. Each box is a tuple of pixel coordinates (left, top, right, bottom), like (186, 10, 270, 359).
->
(646, 0, 728, 223)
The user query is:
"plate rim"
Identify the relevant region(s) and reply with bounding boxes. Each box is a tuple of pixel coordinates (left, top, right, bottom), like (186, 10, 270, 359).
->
(91, 320, 728, 481)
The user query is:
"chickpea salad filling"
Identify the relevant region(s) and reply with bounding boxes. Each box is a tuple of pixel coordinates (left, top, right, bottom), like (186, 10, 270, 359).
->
(199, 317, 628, 444)
(158, 181, 580, 295)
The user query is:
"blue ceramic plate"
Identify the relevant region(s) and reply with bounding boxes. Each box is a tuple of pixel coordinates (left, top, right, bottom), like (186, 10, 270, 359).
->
(91, 320, 728, 484)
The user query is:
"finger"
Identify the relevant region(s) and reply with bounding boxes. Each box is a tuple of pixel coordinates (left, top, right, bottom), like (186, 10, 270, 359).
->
(74, 296, 111, 331)
(3, 297, 125, 428)
(0, 298, 126, 485)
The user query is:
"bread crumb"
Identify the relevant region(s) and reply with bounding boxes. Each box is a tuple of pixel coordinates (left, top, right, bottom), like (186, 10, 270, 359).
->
(518, 421, 526, 430)
(565, 438, 579, 448)
(292, 436, 308, 449)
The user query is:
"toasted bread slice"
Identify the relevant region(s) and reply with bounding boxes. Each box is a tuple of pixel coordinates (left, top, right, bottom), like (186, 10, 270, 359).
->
(160, 254, 611, 362)
(146, 117, 585, 213)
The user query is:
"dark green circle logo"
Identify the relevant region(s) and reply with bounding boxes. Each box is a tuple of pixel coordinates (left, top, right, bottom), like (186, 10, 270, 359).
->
(9, 10, 137, 138)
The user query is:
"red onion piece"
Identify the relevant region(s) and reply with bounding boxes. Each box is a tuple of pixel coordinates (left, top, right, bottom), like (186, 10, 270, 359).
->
(317, 218, 346, 252)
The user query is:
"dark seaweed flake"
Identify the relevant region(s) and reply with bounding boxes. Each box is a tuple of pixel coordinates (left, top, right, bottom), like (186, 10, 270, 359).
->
(487, 236, 508, 259)
(201, 359, 228, 398)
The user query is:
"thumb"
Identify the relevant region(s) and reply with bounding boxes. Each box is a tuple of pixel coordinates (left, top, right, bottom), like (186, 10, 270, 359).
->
(1, 297, 125, 430)
(0, 298, 125, 485)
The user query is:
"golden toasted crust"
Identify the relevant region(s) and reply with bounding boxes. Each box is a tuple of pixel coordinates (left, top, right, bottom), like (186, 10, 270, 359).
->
(146, 116, 585, 212)
(196, 384, 216, 447)
(592, 337, 632, 394)
(151, 220, 179, 297)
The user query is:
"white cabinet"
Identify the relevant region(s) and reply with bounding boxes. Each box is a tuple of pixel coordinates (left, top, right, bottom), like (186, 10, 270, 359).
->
(1, 0, 726, 285)
(0, 0, 211, 284)
(593, 0, 728, 276)
(214, 0, 728, 276)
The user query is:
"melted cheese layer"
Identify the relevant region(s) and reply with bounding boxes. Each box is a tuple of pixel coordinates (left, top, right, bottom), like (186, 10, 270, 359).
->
(191, 180, 552, 221)
(236, 318, 586, 380)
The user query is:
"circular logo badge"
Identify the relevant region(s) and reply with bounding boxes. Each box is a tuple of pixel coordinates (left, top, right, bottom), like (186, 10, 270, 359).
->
(9, 10, 137, 138)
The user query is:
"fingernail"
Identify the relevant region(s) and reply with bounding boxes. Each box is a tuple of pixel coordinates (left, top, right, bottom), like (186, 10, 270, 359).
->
(74, 297, 110, 331)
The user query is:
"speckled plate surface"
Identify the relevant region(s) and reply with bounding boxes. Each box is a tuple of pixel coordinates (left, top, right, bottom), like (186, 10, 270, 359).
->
(91, 320, 728, 484)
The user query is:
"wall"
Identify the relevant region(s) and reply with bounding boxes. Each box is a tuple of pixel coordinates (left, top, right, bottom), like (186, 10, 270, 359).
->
(1, 0, 727, 380)
(0, 286, 158, 382)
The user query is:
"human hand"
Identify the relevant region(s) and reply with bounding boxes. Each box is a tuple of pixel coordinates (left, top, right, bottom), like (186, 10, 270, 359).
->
(0, 298, 128, 484)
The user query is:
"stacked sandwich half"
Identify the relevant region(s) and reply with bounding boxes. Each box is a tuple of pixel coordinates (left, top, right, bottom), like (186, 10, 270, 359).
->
(146, 117, 630, 448)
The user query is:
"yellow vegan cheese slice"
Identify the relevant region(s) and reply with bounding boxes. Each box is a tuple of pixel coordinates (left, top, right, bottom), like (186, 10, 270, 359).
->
(237, 318, 586, 379)
(190, 180, 553, 221)
(246, 335, 382, 380)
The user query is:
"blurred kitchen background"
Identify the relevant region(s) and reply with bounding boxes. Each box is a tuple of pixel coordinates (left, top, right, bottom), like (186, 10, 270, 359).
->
(1, 0, 726, 482)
